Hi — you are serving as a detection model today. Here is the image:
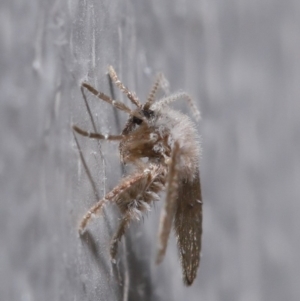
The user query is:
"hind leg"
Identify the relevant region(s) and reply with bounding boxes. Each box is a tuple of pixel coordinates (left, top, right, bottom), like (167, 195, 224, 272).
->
(110, 211, 133, 260)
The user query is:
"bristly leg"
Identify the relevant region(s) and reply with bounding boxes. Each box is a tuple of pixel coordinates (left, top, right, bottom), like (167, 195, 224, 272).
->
(110, 212, 133, 260)
(81, 82, 145, 121)
(78, 170, 153, 234)
(73, 125, 123, 141)
(79, 198, 110, 234)
(108, 66, 142, 108)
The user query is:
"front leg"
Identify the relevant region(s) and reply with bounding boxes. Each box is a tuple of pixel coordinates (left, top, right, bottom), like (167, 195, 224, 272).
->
(78, 171, 151, 234)
(109, 165, 164, 260)
(73, 125, 123, 141)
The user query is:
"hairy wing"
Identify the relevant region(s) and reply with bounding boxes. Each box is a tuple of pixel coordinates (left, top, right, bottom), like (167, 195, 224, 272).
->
(174, 170, 202, 285)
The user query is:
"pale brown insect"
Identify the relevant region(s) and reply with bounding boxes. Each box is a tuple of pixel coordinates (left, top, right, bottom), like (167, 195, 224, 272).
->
(73, 66, 203, 285)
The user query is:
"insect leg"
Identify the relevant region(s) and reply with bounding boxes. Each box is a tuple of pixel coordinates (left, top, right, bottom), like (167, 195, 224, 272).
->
(156, 142, 180, 264)
(73, 125, 123, 141)
(78, 172, 151, 234)
(108, 66, 142, 108)
(109, 167, 162, 259)
(81, 82, 144, 121)
(79, 198, 110, 235)
(110, 211, 132, 260)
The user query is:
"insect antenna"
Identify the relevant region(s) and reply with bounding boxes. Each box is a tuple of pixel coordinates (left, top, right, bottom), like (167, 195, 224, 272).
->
(153, 91, 201, 121)
(144, 72, 169, 110)
(144, 72, 163, 110)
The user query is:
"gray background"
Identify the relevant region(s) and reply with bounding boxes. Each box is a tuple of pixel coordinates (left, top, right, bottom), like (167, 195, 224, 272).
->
(1, 0, 299, 300)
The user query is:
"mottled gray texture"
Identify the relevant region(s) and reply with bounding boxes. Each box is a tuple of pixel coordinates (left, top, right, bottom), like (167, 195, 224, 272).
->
(1, 0, 299, 300)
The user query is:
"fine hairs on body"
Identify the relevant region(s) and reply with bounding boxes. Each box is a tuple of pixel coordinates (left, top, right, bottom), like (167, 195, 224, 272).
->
(73, 66, 203, 285)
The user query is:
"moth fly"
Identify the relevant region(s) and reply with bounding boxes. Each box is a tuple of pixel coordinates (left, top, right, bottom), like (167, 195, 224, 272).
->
(73, 66, 203, 285)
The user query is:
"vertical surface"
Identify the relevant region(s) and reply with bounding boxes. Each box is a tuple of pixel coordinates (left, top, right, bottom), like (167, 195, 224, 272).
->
(0, 0, 299, 301)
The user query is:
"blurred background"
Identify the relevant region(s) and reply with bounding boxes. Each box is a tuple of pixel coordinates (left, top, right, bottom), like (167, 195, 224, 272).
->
(1, 0, 299, 300)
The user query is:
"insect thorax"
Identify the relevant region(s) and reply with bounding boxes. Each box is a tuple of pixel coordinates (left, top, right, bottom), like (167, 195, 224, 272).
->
(120, 107, 200, 182)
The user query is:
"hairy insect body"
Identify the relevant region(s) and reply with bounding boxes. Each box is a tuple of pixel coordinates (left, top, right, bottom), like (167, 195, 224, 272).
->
(121, 107, 200, 179)
(74, 67, 202, 286)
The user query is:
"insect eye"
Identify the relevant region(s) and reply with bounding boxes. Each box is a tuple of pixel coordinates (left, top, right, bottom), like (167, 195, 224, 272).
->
(132, 116, 143, 125)
(142, 109, 154, 119)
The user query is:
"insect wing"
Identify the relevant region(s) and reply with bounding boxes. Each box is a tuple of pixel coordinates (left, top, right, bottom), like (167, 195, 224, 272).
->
(174, 170, 202, 285)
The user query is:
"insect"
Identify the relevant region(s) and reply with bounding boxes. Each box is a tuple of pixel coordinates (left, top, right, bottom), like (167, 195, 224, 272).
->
(73, 66, 203, 285)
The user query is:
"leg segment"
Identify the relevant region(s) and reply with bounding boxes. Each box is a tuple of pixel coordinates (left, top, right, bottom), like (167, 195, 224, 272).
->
(110, 168, 162, 260)
(79, 171, 152, 234)
(81, 82, 144, 121)
(110, 212, 133, 260)
(79, 198, 110, 234)
(108, 66, 142, 108)
(73, 125, 123, 141)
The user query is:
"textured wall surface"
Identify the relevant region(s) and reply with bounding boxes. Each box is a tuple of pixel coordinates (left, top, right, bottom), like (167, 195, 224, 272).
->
(1, 0, 299, 301)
